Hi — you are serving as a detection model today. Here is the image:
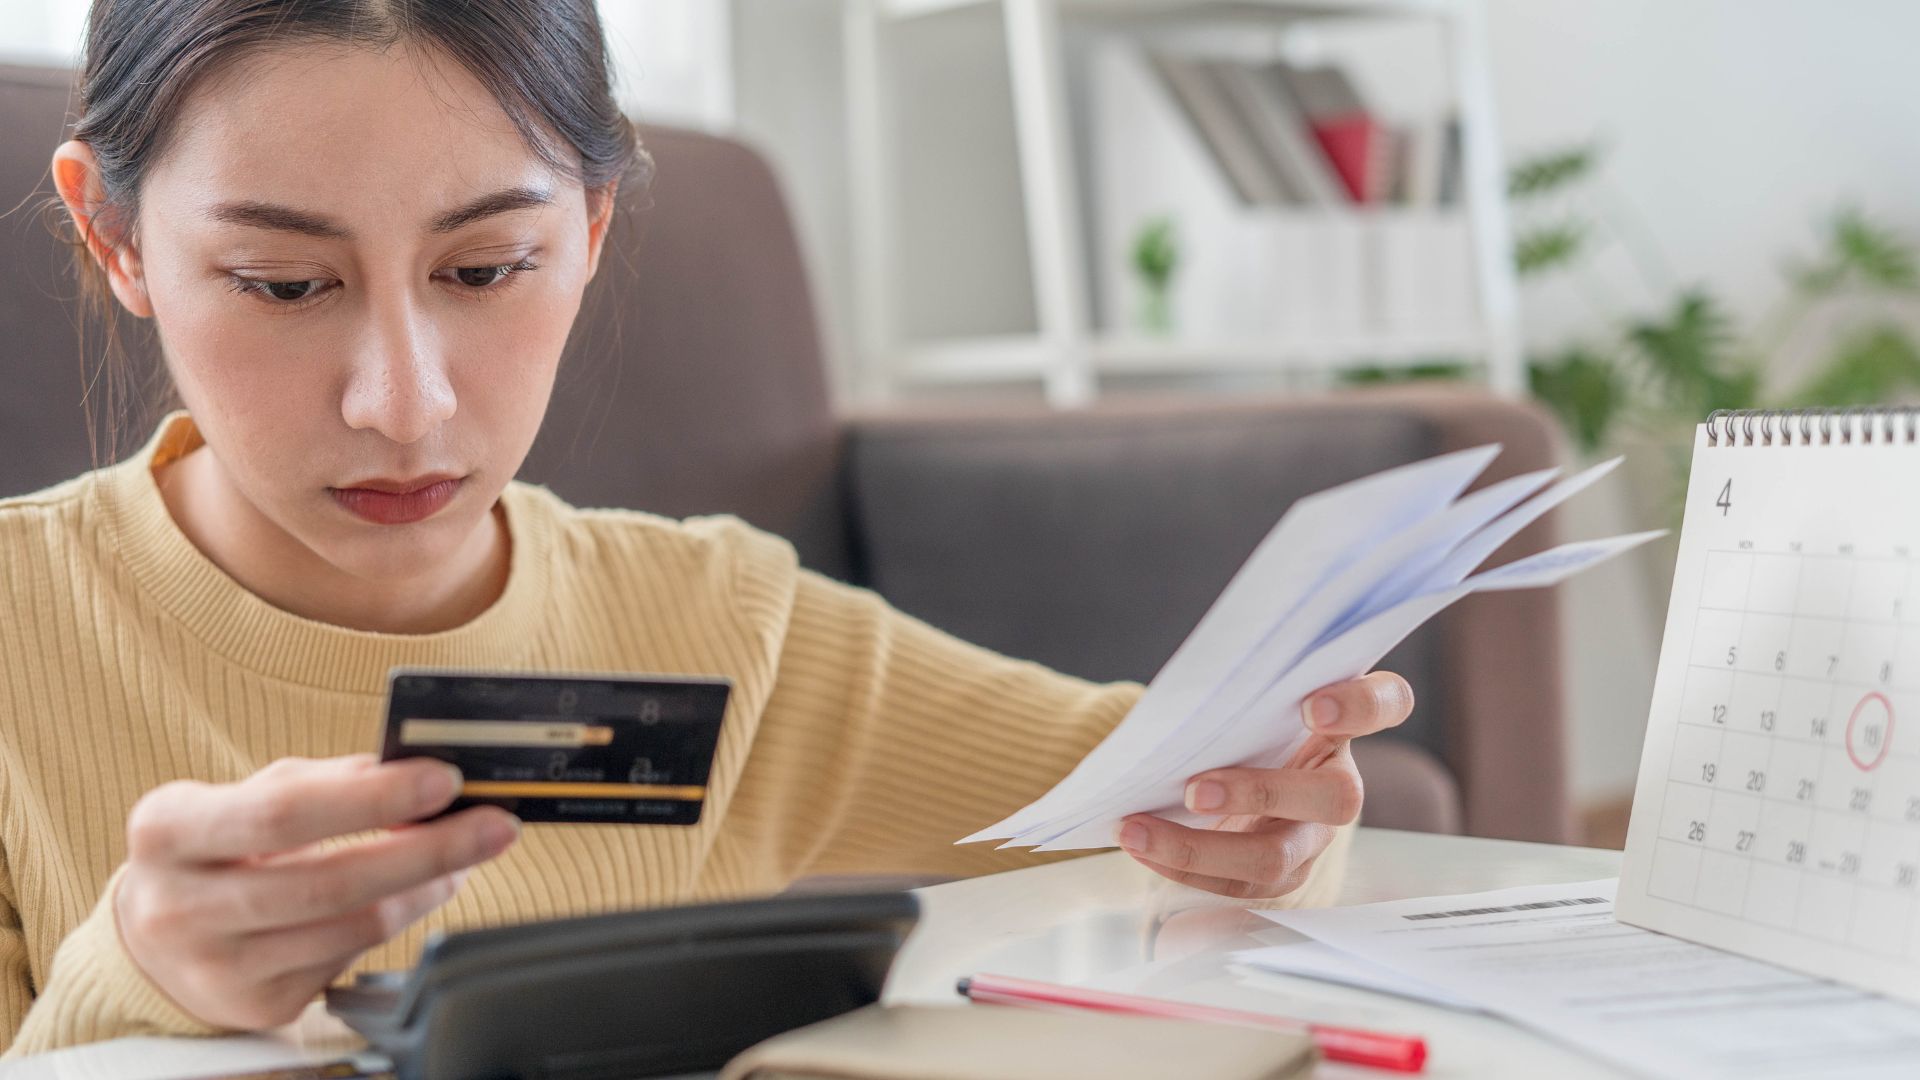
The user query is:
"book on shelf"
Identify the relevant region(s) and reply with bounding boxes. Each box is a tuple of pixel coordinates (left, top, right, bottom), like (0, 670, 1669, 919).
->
(1272, 62, 1390, 204)
(1380, 125, 1411, 205)
(1144, 50, 1463, 210)
(1144, 51, 1292, 207)
(1436, 114, 1464, 207)
(1208, 60, 1345, 208)
(1401, 117, 1441, 208)
(1380, 112, 1464, 209)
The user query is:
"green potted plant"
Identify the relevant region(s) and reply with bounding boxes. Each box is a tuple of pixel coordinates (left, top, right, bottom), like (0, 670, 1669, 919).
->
(1130, 215, 1179, 337)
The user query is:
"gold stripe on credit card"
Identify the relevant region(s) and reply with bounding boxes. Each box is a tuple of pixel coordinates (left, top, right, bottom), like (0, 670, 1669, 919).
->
(460, 780, 707, 801)
(400, 719, 615, 748)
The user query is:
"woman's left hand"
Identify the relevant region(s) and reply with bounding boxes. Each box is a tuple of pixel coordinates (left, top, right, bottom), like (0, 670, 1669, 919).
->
(1116, 671, 1413, 899)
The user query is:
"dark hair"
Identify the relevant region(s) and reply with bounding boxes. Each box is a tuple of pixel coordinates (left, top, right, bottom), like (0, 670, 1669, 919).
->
(60, 0, 651, 459)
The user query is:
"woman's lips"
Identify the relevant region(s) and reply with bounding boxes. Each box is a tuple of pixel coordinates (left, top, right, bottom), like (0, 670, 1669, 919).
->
(329, 477, 463, 526)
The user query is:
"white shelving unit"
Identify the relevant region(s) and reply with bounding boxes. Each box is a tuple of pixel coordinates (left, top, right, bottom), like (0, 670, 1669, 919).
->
(843, 0, 1523, 406)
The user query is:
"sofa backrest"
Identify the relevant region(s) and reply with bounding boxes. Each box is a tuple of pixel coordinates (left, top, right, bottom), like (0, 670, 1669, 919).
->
(521, 125, 851, 578)
(0, 65, 106, 494)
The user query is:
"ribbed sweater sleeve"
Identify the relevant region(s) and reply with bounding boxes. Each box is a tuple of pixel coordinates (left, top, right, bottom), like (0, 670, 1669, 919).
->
(0, 849, 27, 1053)
(3, 868, 219, 1058)
(713, 521, 1355, 895)
(720, 545, 1141, 882)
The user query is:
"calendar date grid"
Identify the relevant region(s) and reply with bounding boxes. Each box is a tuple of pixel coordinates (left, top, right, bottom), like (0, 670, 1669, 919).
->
(1647, 542, 1920, 955)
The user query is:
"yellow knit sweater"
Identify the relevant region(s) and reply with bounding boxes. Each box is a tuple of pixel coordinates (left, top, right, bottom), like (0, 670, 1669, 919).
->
(0, 414, 1348, 1058)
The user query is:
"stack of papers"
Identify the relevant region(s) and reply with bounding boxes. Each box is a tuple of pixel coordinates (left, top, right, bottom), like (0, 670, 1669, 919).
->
(1255, 881, 1920, 1080)
(961, 445, 1660, 851)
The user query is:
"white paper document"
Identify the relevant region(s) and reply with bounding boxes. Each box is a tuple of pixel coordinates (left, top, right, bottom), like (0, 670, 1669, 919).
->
(1229, 939, 1484, 1012)
(1258, 879, 1920, 1080)
(960, 446, 1658, 850)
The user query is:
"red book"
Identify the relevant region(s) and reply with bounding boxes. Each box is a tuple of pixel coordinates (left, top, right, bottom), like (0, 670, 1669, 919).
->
(1308, 112, 1384, 203)
(1277, 64, 1389, 204)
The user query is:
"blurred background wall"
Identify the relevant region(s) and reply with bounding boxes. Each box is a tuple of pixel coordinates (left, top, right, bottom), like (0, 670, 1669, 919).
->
(6, 0, 1916, 842)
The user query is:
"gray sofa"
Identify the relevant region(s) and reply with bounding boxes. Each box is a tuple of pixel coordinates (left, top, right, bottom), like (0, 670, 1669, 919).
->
(0, 62, 1573, 844)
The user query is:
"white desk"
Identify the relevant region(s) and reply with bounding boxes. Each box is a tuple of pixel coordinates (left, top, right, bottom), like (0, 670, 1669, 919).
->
(890, 827, 1626, 1078)
(0, 828, 1628, 1079)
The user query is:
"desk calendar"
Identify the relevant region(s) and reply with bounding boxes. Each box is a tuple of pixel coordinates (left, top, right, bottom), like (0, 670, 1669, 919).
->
(1618, 409, 1920, 1006)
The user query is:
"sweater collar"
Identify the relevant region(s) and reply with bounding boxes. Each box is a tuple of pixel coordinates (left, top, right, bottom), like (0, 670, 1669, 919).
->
(94, 412, 559, 693)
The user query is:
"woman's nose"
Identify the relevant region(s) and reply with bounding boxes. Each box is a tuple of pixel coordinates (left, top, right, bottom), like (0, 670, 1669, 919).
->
(340, 300, 456, 445)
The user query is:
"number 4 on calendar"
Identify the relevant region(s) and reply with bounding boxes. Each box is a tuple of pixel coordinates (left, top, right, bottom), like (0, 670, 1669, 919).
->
(1715, 479, 1732, 516)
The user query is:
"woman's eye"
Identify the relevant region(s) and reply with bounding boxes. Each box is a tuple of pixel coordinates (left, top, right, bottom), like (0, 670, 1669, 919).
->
(444, 259, 538, 291)
(454, 265, 510, 288)
(259, 279, 320, 302)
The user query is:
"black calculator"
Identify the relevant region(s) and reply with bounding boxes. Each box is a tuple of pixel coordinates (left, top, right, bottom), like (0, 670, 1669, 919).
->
(326, 891, 919, 1080)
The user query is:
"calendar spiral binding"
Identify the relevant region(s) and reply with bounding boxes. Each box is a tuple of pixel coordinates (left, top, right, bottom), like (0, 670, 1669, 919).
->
(1705, 406, 1920, 447)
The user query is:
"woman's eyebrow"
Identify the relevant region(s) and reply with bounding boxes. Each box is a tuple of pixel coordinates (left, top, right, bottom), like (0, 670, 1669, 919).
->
(427, 185, 554, 233)
(206, 201, 347, 238)
(204, 186, 555, 239)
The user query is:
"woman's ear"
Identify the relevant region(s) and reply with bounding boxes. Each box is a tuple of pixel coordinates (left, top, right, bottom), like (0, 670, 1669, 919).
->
(50, 140, 153, 318)
(582, 180, 618, 283)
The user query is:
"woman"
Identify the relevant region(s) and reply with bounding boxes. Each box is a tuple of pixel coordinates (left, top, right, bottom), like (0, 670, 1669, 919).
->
(0, 0, 1412, 1057)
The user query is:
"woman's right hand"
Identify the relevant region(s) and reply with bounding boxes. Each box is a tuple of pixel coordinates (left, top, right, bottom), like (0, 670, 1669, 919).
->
(114, 753, 520, 1030)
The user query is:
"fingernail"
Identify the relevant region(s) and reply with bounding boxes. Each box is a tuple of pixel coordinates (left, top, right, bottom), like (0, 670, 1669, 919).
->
(481, 813, 521, 853)
(1118, 821, 1149, 853)
(1304, 695, 1341, 733)
(1186, 780, 1226, 812)
(418, 761, 462, 808)
(449, 868, 473, 891)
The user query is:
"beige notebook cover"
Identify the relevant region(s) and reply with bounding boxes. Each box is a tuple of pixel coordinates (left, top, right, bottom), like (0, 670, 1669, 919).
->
(719, 1004, 1317, 1080)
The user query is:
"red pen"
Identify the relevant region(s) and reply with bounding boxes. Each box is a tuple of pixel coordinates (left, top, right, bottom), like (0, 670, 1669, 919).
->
(957, 972, 1427, 1074)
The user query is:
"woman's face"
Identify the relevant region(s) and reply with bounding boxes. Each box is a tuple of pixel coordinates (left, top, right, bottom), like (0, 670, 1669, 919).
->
(78, 42, 613, 583)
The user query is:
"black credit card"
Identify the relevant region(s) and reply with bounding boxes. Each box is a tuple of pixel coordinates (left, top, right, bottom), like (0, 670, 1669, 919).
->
(381, 669, 730, 825)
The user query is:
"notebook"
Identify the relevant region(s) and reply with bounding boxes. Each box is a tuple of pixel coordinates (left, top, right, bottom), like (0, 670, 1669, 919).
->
(1617, 408, 1920, 1007)
(716, 1004, 1316, 1080)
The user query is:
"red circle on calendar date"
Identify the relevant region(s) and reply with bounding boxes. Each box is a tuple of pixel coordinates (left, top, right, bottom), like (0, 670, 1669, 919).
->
(1845, 692, 1894, 772)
